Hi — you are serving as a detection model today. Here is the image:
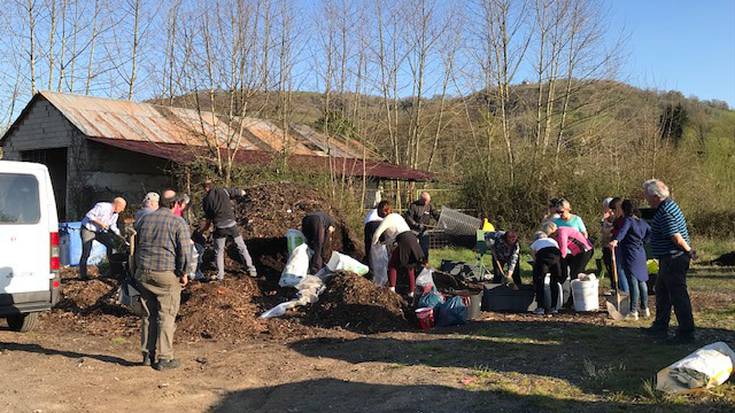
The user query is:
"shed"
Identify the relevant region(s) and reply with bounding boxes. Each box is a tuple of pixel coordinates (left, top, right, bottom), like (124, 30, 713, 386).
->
(0, 92, 433, 220)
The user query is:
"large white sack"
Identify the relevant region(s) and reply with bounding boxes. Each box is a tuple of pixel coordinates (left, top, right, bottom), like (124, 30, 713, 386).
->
(326, 251, 369, 276)
(656, 341, 735, 394)
(279, 243, 313, 287)
(370, 244, 389, 287)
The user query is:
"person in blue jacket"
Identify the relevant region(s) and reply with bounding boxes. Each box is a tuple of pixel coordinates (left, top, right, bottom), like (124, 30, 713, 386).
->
(609, 199, 651, 320)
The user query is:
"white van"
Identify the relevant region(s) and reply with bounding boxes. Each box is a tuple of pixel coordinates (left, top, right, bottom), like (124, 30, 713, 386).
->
(0, 160, 61, 332)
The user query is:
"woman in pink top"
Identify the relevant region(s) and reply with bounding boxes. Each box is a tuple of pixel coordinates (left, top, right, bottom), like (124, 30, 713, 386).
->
(541, 221, 594, 281)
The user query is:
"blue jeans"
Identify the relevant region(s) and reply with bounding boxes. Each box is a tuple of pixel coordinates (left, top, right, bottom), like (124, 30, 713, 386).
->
(616, 249, 629, 293)
(627, 272, 648, 312)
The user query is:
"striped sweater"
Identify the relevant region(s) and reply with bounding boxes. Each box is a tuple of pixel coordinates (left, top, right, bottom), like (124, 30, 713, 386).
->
(649, 198, 690, 258)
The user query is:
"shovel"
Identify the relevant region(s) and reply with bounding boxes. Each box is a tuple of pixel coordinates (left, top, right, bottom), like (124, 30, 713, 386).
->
(606, 246, 630, 320)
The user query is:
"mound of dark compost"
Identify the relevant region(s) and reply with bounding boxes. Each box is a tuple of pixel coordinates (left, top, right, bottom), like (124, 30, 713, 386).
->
(306, 271, 410, 333)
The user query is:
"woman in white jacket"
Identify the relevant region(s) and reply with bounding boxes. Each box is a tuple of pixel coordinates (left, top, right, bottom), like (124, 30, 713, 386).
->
(372, 206, 426, 297)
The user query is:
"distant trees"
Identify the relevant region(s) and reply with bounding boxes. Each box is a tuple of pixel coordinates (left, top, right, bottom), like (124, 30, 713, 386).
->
(0, 0, 732, 231)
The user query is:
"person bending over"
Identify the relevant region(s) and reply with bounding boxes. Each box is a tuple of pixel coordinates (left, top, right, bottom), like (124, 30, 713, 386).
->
(201, 180, 257, 280)
(301, 210, 336, 275)
(372, 212, 425, 297)
(530, 231, 563, 315)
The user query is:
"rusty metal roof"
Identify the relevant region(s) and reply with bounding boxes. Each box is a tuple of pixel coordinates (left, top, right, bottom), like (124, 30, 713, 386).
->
(88, 137, 435, 181)
(1, 92, 432, 181)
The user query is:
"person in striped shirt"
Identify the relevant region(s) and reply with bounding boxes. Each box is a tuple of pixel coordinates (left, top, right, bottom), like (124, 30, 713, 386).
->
(641, 179, 696, 345)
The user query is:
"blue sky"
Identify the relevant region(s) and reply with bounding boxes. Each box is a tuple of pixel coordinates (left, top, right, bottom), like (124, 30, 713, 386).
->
(607, 0, 735, 106)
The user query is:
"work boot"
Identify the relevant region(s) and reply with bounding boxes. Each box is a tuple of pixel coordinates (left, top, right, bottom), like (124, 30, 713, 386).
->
(153, 359, 180, 371)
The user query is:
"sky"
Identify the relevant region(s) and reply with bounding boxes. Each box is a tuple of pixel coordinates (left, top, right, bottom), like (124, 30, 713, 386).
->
(607, 0, 735, 107)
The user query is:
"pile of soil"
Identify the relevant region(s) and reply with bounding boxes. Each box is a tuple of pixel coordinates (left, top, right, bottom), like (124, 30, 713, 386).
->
(232, 183, 363, 280)
(41, 271, 139, 337)
(306, 271, 410, 333)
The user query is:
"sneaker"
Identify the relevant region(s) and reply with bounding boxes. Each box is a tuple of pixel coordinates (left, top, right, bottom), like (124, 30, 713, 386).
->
(664, 334, 695, 345)
(153, 358, 180, 371)
(142, 354, 152, 366)
(550, 309, 559, 315)
(625, 311, 639, 321)
(247, 271, 258, 278)
(642, 308, 651, 319)
(533, 308, 545, 315)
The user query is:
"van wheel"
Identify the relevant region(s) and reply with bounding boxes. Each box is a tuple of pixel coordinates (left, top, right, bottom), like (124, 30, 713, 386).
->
(6, 312, 40, 332)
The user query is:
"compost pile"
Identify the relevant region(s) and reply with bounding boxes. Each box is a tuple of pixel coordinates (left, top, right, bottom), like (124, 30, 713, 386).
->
(306, 271, 410, 333)
(236, 183, 360, 251)
(40, 183, 392, 342)
(41, 270, 139, 337)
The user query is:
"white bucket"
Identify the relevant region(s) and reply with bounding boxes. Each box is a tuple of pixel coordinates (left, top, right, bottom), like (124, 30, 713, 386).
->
(286, 229, 305, 255)
(543, 274, 563, 311)
(571, 278, 599, 312)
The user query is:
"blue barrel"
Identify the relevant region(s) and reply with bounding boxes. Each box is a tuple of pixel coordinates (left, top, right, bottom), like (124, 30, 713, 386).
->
(59, 222, 82, 266)
(59, 222, 107, 267)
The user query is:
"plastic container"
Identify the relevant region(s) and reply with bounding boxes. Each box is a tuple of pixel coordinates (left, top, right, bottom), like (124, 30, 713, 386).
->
(482, 284, 536, 312)
(449, 289, 482, 320)
(542, 274, 564, 311)
(415, 307, 435, 330)
(286, 229, 306, 255)
(571, 278, 599, 312)
(59, 222, 82, 266)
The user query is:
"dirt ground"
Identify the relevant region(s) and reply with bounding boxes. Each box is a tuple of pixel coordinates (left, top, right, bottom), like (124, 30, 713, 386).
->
(2, 265, 735, 412)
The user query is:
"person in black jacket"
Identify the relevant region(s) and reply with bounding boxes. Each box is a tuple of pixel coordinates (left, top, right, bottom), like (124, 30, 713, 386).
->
(404, 192, 440, 258)
(301, 211, 336, 274)
(201, 180, 257, 280)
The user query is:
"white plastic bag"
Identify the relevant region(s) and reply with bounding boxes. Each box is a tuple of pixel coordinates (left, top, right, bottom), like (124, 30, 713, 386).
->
(656, 342, 735, 394)
(370, 244, 389, 287)
(279, 243, 313, 287)
(416, 267, 434, 289)
(260, 275, 325, 319)
(326, 251, 369, 275)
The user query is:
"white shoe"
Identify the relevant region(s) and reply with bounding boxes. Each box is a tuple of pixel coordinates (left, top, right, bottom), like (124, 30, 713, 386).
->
(642, 308, 651, 319)
(389, 286, 396, 293)
(533, 308, 545, 315)
(625, 311, 639, 321)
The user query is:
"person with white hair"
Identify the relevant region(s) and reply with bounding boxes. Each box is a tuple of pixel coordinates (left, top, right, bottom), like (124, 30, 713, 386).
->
(641, 179, 696, 344)
(79, 197, 127, 280)
(405, 191, 440, 258)
(134, 192, 160, 225)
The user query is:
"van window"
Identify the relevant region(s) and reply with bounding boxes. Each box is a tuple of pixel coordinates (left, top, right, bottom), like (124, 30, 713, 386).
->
(0, 173, 41, 224)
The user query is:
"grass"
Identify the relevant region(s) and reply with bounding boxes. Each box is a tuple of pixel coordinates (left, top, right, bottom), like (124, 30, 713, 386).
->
(420, 244, 735, 412)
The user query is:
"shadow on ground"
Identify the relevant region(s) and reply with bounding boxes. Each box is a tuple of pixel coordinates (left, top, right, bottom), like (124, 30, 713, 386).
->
(207, 378, 731, 413)
(0, 341, 137, 366)
(289, 320, 735, 396)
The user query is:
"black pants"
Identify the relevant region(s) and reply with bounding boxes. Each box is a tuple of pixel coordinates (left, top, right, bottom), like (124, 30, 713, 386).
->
(79, 228, 114, 279)
(302, 216, 330, 274)
(533, 248, 563, 311)
(492, 257, 522, 285)
(602, 246, 614, 288)
(563, 248, 594, 281)
(653, 254, 694, 336)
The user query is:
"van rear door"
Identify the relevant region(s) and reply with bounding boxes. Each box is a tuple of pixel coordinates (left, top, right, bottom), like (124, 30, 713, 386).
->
(0, 171, 51, 294)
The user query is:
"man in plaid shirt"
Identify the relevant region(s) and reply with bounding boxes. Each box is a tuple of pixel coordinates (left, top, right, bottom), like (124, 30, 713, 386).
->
(134, 193, 190, 370)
